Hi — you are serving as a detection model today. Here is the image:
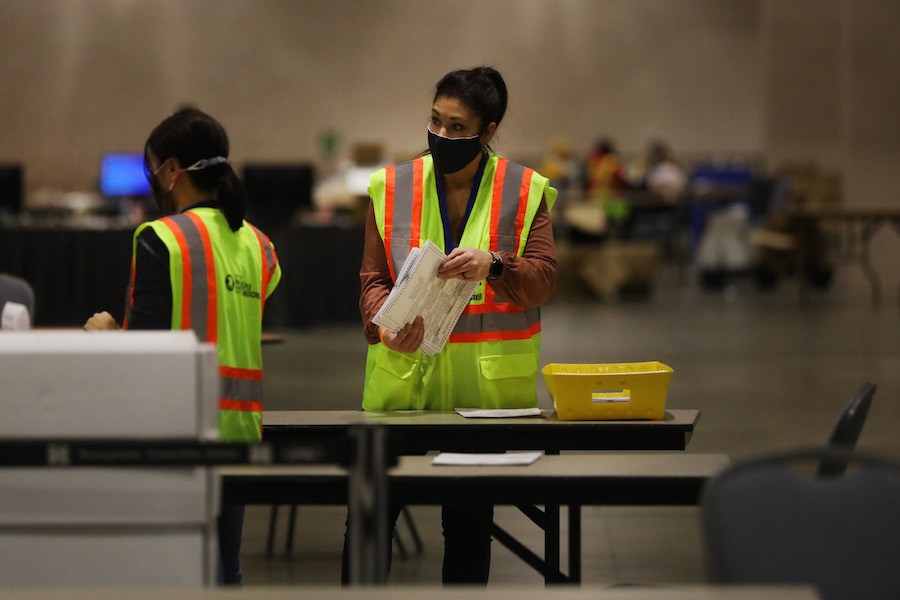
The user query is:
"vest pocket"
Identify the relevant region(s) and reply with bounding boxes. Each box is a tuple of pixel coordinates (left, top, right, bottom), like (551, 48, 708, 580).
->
(364, 349, 421, 411)
(479, 353, 538, 409)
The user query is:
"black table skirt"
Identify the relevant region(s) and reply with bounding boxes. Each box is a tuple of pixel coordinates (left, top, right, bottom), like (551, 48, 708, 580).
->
(0, 225, 364, 328)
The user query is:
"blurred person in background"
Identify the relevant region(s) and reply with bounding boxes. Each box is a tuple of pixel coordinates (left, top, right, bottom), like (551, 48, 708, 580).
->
(584, 138, 629, 233)
(629, 139, 686, 202)
(539, 137, 579, 241)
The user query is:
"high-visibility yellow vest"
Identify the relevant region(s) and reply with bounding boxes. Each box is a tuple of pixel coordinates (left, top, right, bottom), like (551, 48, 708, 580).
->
(125, 207, 281, 441)
(363, 152, 556, 411)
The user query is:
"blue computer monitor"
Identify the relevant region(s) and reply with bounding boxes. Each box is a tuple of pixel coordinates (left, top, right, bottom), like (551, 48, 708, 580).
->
(100, 153, 150, 196)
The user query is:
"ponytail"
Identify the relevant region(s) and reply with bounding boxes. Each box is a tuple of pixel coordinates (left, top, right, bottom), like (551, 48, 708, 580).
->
(216, 164, 246, 232)
(145, 107, 246, 231)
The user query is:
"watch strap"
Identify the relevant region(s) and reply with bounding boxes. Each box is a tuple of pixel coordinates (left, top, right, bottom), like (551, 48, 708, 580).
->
(488, 251, 503, 280)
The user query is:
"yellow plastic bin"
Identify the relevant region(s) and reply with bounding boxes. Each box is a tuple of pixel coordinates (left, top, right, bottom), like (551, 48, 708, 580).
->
(542, 362, 674, 421)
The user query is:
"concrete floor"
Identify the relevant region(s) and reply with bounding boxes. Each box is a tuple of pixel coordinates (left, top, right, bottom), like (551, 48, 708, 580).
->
(244, 266, 900, 588)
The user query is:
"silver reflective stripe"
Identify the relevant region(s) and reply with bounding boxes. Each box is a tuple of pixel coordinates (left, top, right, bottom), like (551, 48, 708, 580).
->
(489, 161, 528, 305)
(169, 214, 210, 342)
(250, 224, 276, 279)
(454, 307, 541, 335)
(220, 376, 263, 404)
(496, 161, 528, 254)
(389, 162, 416, 277)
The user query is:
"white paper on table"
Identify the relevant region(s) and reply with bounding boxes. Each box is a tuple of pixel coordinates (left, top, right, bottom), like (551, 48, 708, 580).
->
(454, 408, 543, 418)
(372, 240, 478, 356)
(432, 452, 543, 466)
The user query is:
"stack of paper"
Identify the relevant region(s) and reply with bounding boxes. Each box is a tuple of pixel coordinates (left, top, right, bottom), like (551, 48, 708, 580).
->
(373, 240, 478, 355)
(432, 452, 543, 466)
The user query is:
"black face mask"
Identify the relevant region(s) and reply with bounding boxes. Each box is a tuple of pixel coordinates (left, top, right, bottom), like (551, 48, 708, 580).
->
(427, 127, 483, 175)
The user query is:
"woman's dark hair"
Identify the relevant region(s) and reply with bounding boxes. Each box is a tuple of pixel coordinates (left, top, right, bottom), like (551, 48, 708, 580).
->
(145, 107, 246, 231)
(433, 67, 508, 138)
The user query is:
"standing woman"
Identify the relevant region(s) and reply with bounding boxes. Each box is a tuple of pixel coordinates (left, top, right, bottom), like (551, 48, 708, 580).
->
(85, 108, 282, 585)
(353, 67, 557, 584)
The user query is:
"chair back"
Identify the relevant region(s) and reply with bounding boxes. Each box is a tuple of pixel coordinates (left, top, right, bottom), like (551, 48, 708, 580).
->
(816, 381, 876, 478)
(703, 448, 900, 600)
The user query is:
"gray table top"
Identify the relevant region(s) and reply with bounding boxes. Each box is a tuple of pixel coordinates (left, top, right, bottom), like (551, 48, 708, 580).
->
(263, 409, 699, 428)
(224, 452, 730, 479)
(222, 453, 730, 507)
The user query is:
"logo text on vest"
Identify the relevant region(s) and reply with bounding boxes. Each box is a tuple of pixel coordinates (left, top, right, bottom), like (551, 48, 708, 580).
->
(225, 274, 261, 299)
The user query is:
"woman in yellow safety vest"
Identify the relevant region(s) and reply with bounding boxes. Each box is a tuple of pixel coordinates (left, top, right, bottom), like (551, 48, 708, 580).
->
(347, 66, 557, 585)
(85, 108, 281, 586)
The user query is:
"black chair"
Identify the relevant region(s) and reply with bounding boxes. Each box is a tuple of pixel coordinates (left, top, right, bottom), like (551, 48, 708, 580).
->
(816, 381, 876, 478)
(0, 273, 35, 325)
(702, 448, 900, 600)
(266, 504, 423, 560)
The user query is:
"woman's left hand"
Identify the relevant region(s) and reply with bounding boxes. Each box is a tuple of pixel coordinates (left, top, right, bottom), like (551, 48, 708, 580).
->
(437, 247, 492, 282)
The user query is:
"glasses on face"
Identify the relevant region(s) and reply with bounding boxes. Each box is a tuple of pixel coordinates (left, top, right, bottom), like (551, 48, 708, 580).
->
(144, 158, 166, 183)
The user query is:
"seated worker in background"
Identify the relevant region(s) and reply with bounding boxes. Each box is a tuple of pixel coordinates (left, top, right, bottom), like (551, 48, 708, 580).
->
(345, 66, 557, 585)
(628, 139, 686, 202)
(85, 108, 282, 585)
(584, 137, 629, 231)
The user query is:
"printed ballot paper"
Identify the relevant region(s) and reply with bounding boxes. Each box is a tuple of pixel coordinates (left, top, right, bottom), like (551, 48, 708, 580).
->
(432, 452, 543, 466)
(373, 240, 478, 356)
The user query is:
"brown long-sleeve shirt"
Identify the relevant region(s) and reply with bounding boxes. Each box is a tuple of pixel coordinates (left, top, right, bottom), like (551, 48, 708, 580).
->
(359, 199, 557, 344)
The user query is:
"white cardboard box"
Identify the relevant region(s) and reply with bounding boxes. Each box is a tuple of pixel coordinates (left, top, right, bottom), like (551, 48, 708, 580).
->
(0, 330, 221, 586)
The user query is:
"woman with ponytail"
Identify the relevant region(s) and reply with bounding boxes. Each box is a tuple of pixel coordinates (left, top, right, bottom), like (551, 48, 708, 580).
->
(345, 67, 557, 585)
(85, 107, 282, 586)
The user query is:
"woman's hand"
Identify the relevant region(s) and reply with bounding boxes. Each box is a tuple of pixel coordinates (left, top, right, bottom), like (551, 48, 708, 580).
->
(84, 311, 120, 331)
(380, 316, 424, 353)
(437, 247, 492, 282)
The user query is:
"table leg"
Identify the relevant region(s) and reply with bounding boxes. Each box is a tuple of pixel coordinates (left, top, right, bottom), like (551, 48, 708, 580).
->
(858, 218, 884, 307)
(346, 426, 389, 585)
(890, 218, 900, 308)
(568, 505, 582, 583)
(265, 505, 279, 560)
(544, 502, 561, 584)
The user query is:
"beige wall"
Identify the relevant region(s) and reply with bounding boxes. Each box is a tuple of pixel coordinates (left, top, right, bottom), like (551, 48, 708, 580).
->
(0, 0, 898, 208)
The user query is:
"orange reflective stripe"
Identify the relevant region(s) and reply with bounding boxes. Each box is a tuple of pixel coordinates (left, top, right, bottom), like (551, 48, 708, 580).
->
(159, 217, 193, 330)
(515, 169, 534, 255)
(384, 165, 396, 281)
(185, 212, 218, 344)
(123, 255, 136, 330)
(462, 302, 525, 315)
(489, 158, 507, 249)
(220, 365, 263, 380)
(448, 320, 541, 344)
(219, 398, 263, 413)
(410, 159, 423, 250)
(485, 159, 508, 306)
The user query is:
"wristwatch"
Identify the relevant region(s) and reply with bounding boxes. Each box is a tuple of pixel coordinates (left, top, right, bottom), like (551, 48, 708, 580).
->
(487, 251, 504, 280)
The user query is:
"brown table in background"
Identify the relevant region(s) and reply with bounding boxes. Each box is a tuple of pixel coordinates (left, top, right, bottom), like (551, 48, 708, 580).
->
(792, 206, 900, 306)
